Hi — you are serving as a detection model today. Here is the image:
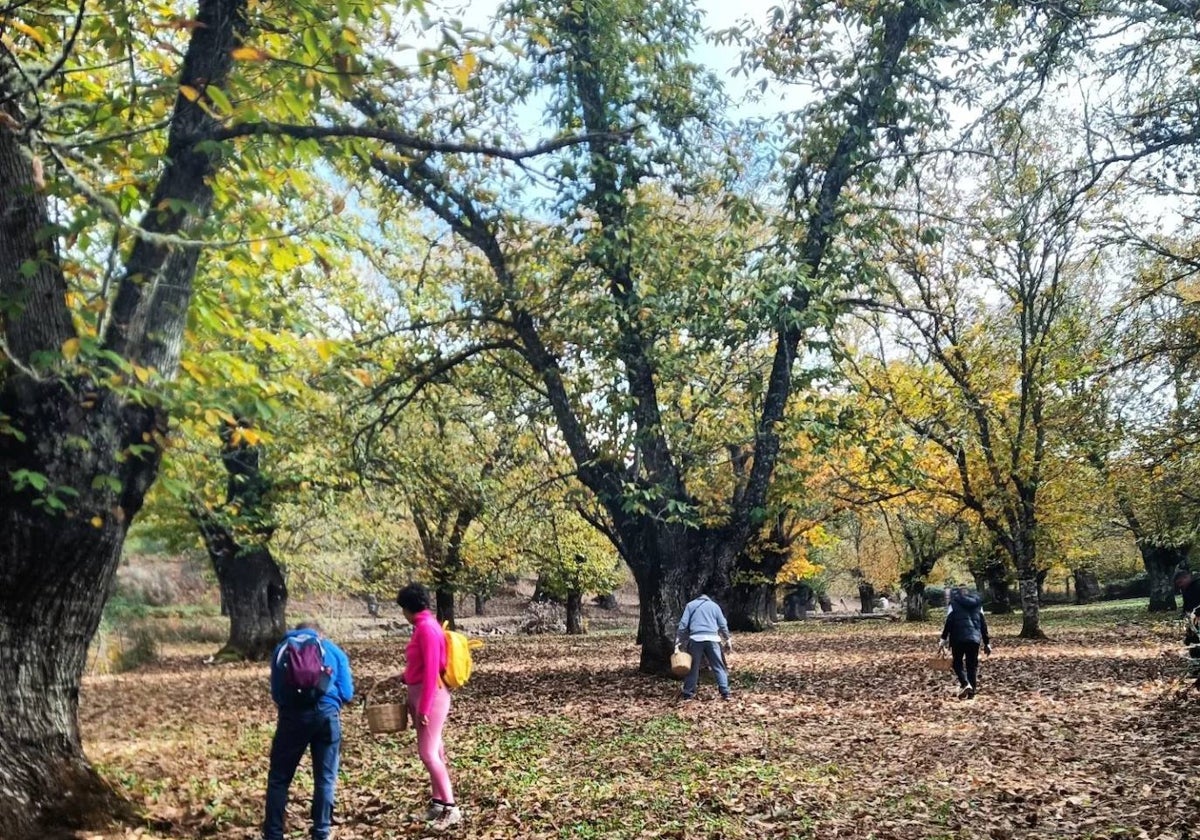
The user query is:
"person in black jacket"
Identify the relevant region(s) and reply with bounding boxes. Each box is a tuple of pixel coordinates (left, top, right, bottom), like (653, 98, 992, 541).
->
(940, 588, 991, 698)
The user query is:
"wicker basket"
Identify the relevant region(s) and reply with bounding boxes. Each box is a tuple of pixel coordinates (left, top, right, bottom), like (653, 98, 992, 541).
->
(366, 700, 407, 734)
(669, 648, 692, 679)
(927, 654, 954, 672)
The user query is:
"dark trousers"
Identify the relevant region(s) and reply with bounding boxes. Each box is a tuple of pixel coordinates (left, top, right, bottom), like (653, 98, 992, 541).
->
(263, 706, 341, 840)
(951, 642, 980, 688)
(682, 640, 730, 698)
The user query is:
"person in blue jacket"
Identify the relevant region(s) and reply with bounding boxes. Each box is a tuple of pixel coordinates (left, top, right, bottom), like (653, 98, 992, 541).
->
(940, 589, 991, 699)
(675, 593, 733, 701)
(263, 621, 354, 840)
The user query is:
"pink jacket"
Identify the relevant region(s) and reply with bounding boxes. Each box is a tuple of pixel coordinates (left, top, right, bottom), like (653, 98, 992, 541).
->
(404, 610, 447, 715)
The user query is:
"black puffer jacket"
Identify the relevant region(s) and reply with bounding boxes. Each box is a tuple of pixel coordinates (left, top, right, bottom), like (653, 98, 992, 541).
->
(941, 590, 990, 646)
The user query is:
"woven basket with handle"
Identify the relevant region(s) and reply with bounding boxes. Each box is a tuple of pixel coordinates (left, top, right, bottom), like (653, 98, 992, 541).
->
(669, 647, 692, 679)
(928, 646, 954, 672)
(364, 680, 408, 734)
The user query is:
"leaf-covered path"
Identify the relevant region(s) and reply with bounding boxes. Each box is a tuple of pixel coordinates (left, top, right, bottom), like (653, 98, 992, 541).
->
(81, 604, 1198, 839)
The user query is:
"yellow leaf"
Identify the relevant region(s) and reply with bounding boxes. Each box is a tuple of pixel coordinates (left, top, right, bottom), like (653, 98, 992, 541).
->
(231, 45, 271, 61)
(352, 368, 373, 387)
(62, 337, 81, 361)
(90, 516, 104, 528)
(4, 19, 46, 45)
(239, 428, 262, 446)
(132, 365, 152, 384)
(179, 84, 201, 102)
(450, 57, 473, 92)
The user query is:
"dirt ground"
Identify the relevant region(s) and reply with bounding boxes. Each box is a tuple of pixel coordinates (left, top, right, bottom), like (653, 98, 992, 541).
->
(79, 602, 1198, 840)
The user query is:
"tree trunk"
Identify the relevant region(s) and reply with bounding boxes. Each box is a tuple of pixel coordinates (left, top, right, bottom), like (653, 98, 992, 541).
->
(565, 590, 584, 634)
(725, 580, 775, 631)
(1018, 578, 1044, 639)
(627, 524, 731, 674)
(198, 521, 287, 661)
(593, 592, 618, 610)
(984, 562, 1014, 614)
(0, 382, 163, 837)
(858, 581, 876, 614)
(532, 573, 555, 603)
(1142, 544, 1184, 612)
(196, 423, 286, 661)
(1073, 569, 1101, 605)
(905, 586, 928, 621)
(901, 569, 929, 621)
(435, 587, 456, 629)
(783, 587, 814, 620)
(474, 592, 487, 616)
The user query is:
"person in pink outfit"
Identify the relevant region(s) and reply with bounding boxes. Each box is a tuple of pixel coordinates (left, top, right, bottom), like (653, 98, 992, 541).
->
(397, 583, 461, 831)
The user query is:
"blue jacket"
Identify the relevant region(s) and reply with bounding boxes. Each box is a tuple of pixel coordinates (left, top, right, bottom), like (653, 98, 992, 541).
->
(941, 591, 990, 646)
(676, 595, 731, 643)
(270, 629, 354, 713)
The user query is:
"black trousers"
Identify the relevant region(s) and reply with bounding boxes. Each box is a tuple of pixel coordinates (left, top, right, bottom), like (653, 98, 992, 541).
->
(952, 642, 980, 688)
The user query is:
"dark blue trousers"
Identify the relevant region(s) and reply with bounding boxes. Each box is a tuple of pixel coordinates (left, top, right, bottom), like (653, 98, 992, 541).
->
(682, 640, 730, 698)
(263, 706, 341, 840)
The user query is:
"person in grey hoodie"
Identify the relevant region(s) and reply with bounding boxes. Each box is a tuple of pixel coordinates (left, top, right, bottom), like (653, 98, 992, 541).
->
(940, 588, 991, 698)
(675, 594, 733, 701)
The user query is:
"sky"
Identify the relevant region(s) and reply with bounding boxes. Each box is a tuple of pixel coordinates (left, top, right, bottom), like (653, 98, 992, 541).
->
(430, 0, 794, 117)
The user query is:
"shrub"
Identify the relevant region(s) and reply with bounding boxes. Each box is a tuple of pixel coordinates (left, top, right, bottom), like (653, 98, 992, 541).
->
(1103, 573, 1149, 601)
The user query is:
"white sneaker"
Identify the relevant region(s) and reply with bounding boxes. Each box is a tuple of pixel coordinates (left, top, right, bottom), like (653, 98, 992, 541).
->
(957, 683, 973, 699)
(423, 802, 446, 822)
(432, 805, 462, 832)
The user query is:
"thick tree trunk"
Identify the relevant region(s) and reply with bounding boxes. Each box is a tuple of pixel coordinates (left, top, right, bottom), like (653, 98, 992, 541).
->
(783, 587, 814, 620)
(905, 586, 928, 621)
(1142, 544, 1184, 612)
(593, 592, 618, 610)
(0, 520, 141, 840)
(984, 562, 1014, 614)
(0, 382, 162, 837)
(565, 590, 584, 634)
(474, 592, 487, 616)
(627, 523, 733, 673)
(1018, 578, 1044, 639)
(195, 422, 286, 661)
(532, 573, 555, 603)
(901, 569, 929, 621)
(858, 581, 876, 614)
(435, 587, 456, 629)
(198, 521, 287, 661)
(725, 580, 775, 631)
(1073, 569, 1101, 605)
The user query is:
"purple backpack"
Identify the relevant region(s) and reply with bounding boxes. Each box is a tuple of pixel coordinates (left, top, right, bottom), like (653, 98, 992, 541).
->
(276, 634, 332, 707)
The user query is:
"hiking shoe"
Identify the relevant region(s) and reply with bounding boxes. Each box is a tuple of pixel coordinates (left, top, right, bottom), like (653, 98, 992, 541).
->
(431, 806, 462, 832)
(957, 683, 972, 699)
(967, 686, 977, 699)
(720, 694, 732, 701)
(423, 802, 446, 822)
(679, 695, 696, 703)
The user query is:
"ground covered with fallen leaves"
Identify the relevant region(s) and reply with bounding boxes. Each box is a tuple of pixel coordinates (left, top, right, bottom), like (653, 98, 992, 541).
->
(81, 602, 1199, 839)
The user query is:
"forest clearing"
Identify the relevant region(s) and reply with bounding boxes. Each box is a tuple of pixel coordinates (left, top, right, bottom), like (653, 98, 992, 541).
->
(7, 1, 1200, 838)
(79, 602, 1198, 840)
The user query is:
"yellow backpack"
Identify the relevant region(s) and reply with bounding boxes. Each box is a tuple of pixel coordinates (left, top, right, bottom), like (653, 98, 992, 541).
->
(441, 622, 483, 690)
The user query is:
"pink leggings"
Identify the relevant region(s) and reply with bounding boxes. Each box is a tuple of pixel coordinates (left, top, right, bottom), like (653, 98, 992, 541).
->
(408, 681, 454, 803)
